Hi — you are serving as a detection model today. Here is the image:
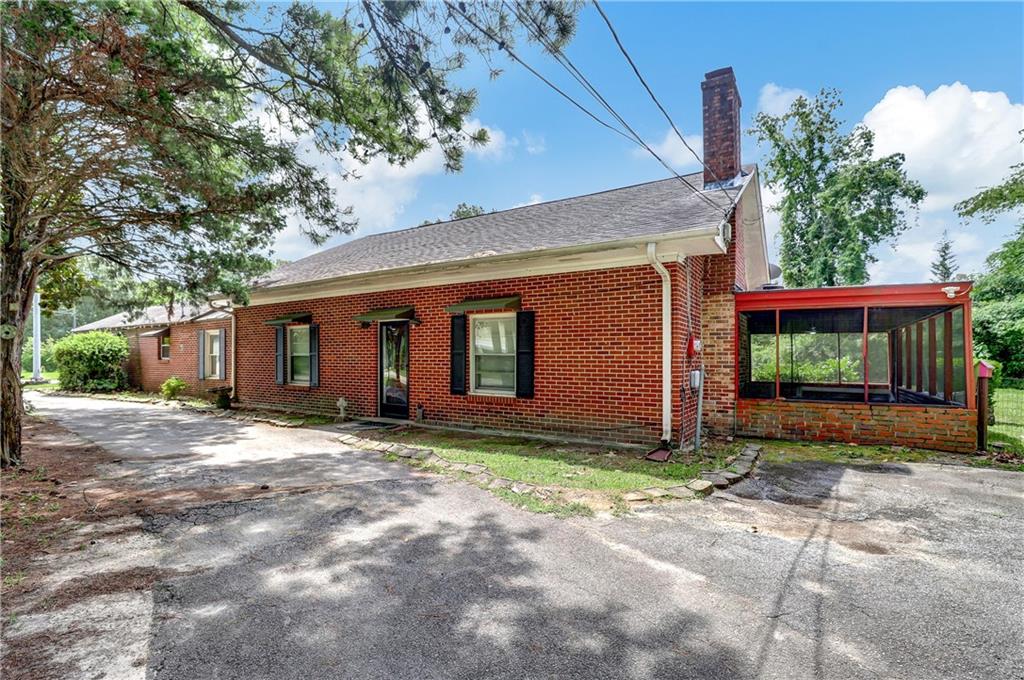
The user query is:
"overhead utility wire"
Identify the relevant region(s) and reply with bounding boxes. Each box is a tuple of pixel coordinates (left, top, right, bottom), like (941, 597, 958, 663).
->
(502, 0, 724, 216)
(591, 0, 738, 207)
(444, 1, 727, 217)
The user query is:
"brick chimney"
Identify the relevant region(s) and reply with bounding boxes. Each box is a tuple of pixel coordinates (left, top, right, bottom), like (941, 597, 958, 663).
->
(701, 67, 742, 187)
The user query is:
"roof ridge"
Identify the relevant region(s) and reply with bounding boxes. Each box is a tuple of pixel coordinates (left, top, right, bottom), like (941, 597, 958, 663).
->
(283, 174, 704, 265)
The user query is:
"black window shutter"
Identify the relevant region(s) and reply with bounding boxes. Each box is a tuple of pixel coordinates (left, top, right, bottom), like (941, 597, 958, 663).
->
(197, 330, 206, 379)
(217, 328, 226, 380)
(516, 310, 535, 399)
(450, 314, 467, 395)
(309, 324, 320, 388)
(274, 326, 285, 385)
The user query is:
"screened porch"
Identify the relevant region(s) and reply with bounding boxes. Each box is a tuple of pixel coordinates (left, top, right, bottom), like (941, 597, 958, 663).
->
(736, 283, 974, 408)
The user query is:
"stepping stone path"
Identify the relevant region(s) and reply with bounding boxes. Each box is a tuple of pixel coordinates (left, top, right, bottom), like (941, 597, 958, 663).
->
(336, 430, 761, 511)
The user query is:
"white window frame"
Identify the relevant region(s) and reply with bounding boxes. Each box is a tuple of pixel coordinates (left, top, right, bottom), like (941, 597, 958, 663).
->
(287, 324, 311, 386)
(205, 331, 220, 379)
(159, 335, 171, 360)
(469, 312, 516, 396)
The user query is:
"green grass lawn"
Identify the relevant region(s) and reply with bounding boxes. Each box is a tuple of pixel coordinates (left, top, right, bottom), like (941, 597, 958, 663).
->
(371, 427, 734, 493)
(20, 370, 59, 382)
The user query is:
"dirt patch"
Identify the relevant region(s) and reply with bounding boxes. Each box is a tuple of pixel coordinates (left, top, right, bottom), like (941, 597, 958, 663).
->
(0, 628, 82, 680)
(34, 567, 180, 613)
(846, 541, 891, 555)
(1, 417, 132, 603)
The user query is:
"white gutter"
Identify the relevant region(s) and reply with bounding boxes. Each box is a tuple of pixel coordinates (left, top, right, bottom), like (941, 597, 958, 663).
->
(646, 242, 672, 444)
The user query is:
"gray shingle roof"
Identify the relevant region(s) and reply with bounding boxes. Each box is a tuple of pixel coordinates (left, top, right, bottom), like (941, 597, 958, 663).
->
(73, 303, 214, 332)
(258, 169, 751, 290)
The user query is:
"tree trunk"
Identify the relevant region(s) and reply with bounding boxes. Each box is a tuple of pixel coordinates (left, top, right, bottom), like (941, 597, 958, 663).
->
(1, 218, 35, 468)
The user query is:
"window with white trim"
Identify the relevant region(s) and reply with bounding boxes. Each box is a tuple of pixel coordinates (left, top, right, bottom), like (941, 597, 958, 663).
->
(205, 331, 220, 378)
(470, 313, 516, 395)
(288, 325, 311, 384)
(160, 336, 171, 360)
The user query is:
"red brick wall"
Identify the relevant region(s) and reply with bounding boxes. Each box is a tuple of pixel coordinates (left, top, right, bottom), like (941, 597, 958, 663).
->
(737, 399, 978, 453)
(672, 256, 706, 446)
(700, 203, 745, 436)
(235, 264, 703, 444)
(125, 319, 232, 398)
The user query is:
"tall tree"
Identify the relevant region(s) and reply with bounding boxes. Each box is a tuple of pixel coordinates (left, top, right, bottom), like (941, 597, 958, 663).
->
(450, 202, 487, 219)
(930, 230, 958, 282)
(751, 89, 926, 288)
(956, 145, 1024, 376)
(0, 0, 580, 465)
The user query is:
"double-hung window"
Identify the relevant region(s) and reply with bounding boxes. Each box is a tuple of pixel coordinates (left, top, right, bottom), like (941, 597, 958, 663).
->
(470, 314, 516, 395)
(205, 331, 221, 379)
(288, 325, 311, 385)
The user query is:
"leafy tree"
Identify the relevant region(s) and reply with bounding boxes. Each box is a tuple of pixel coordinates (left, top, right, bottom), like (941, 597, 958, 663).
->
(751, 89, 926, 287)
(0, 0, 580, 465)
(930, 230, 958, 282)
(421, 202, 489, 225)
(956, 148, 1024, 376)
(450, 202, 487, 219)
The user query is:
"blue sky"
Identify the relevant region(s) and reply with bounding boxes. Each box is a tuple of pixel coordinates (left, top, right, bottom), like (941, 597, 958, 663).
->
(274, 1, 1024, 284)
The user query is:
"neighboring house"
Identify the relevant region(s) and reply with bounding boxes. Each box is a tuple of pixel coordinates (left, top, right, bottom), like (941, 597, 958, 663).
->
(73, 303, 232, 397)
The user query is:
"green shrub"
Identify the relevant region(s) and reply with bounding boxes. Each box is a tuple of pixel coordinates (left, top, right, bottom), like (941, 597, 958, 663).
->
(52, 332, 129, 392)
(160, 376, 188, 400)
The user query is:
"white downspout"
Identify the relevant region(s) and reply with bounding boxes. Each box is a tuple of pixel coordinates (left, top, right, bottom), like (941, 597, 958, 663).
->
(229, 309, 236, 399)
(646, 243, 672, 444)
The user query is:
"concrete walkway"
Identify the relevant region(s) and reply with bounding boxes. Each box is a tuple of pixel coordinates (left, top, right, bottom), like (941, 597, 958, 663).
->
(15, 394, 1024, 679)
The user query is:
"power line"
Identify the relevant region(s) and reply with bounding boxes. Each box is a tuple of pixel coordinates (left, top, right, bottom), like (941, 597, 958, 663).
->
(591, 0, 737, 206)
(502, 0, 727, 216)
(444, 1, 728, 217)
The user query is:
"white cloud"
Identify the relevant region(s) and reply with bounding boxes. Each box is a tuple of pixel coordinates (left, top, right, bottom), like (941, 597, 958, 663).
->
(634, 130, 703, 170)
(863, 82, 1024, 211)
(523, 131, 546, 155)
(757, 83, 809, 116)
(464, 118, 512, 160)
(259, 105, 510, 261)
(513, 193, 543, 208)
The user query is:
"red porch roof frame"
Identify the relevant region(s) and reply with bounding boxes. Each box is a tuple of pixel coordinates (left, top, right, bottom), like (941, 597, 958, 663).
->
(734, 281, 976, 410)
(735, 281, 974, 312)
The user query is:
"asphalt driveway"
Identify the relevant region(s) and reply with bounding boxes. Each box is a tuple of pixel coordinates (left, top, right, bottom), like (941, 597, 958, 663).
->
(12, 394, 1024, 679)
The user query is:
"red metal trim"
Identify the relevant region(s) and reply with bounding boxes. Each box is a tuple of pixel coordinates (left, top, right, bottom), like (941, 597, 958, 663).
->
(921, 323, 929, 393)
(964, 300, 975, 410)
(862, 305, 869, 403)
(775, 309, 781, 400)
(736, 281, 974, 312)
(944, 311, 954, 402)
(928, 317, 937, 396)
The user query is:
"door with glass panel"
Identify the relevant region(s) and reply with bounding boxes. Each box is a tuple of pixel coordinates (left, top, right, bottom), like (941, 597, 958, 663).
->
(379, 321, 409, 418)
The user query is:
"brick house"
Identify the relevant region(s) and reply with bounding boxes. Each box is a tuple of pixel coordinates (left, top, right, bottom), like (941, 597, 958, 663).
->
(74, 304, 233, 398)
(82, 68, 977, 453)
(226, 67, 978, 453)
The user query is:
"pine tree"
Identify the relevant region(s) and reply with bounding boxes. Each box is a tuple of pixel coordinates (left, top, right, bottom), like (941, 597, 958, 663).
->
(930, 230, 958, 282)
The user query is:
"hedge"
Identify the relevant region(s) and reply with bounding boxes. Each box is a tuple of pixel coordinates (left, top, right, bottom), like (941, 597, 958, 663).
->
(52, 331, 129, 392)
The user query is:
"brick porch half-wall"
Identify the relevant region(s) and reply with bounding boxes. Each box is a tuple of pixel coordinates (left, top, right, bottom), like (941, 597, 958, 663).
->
(235, 263, 702, 445)
(125, 318, 232, 397)
(736, 399, 978, 453)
